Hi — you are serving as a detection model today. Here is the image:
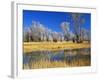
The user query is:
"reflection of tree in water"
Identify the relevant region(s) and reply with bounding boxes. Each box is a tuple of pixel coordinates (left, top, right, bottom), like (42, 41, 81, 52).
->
(27, 51, 47, 69)
(63, 48, 90, 64)
(23, 48, 90, 69)
(50, 51, 65, 61)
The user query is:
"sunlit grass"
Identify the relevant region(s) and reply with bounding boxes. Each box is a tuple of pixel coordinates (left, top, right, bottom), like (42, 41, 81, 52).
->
(23, 58, 90, 69)
(23, 41, 91, 69)
(23, 41, 90, 53)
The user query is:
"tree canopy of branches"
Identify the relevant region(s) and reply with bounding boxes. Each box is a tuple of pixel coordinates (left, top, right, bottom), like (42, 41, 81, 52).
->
(23, 21, 65, 42)
(60, 22, 70, 41)
(72, 13, 84, 43)
(23, 20, 90, 43)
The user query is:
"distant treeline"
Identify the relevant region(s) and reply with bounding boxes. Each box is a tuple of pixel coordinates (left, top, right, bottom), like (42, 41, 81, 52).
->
(23, 13, 90, 43)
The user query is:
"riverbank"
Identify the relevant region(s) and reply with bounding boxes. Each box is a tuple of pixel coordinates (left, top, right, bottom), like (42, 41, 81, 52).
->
(23, 58, 90, 69)
(23, 41, 90, 53)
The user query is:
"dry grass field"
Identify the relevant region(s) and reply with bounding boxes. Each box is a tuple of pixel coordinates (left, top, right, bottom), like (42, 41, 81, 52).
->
(23, 58, 90, 69)
(23, 41, 90, 53)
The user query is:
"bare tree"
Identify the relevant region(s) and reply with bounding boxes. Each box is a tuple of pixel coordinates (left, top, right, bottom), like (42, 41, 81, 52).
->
(69, 31, 76, 42)
(71, 13, 84, 43)
(61, 22, 70, 41)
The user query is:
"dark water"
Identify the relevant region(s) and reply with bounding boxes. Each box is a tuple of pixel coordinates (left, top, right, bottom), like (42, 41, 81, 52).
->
(23, 48, 91, 68)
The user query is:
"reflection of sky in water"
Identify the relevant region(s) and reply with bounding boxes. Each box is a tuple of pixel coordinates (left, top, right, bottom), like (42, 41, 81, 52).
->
(23, 48, 90, 64)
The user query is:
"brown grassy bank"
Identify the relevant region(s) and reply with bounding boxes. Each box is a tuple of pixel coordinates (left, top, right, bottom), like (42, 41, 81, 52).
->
(23, 41, 90, 53)
(23, 58, 90, 69)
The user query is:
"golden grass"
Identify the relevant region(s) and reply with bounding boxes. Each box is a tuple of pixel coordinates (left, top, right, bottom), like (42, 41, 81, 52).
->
(23, 41, 90, 53)
(23, 59, 90, 69)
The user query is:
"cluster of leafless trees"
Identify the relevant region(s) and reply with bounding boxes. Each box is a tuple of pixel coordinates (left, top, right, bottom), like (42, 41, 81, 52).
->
(23, 21, 64, 42)
(72, 13, 90, 43)
(23, 13, 90, 43)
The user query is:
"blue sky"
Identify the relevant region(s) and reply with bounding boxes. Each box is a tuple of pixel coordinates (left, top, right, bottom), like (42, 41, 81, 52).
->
(23, 10, 91, 32)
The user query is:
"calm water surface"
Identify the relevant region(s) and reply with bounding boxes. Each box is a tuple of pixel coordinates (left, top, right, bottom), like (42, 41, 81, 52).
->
(23, 48, 91, 69)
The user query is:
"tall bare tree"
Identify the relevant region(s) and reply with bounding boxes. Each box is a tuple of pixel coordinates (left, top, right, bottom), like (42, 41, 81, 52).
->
(61, 22, 70, 41)
(71, 13, 84, 43)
